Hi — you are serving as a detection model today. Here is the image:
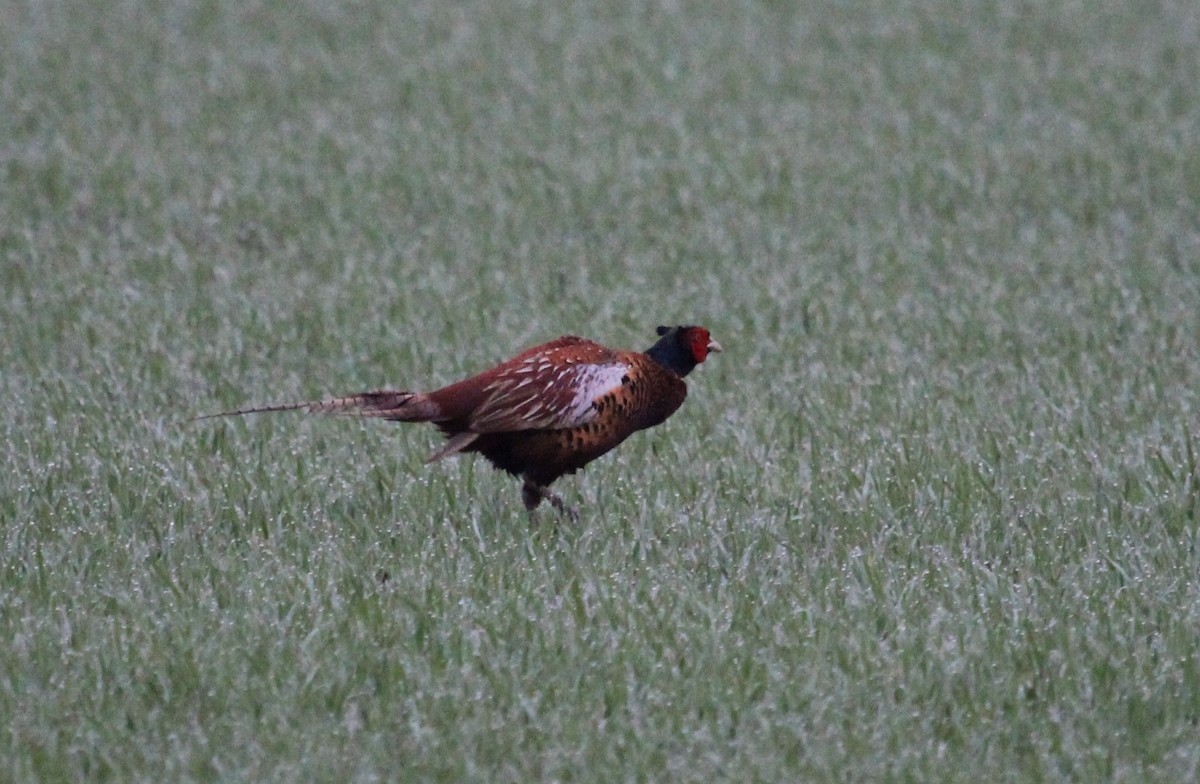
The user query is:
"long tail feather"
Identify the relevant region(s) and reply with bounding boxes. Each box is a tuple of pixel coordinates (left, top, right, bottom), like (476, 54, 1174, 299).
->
(192, 390, 438, 422)
(190, 400, 313, 420)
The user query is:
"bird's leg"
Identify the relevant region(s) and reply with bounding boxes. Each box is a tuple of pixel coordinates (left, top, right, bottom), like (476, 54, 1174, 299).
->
(521, 480, 579, 523)
(521, 480, 545, 512)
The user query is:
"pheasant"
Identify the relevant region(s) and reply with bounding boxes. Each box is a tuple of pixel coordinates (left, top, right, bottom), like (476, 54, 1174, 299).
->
(197, 325, 722, 516)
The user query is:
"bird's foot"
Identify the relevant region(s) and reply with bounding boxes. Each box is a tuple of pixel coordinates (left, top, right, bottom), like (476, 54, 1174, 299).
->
(522, 481, 579, 523)
(546, 492, 580, 524)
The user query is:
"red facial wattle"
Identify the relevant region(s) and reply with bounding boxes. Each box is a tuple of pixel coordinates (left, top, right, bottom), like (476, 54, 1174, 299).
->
(687, 328, 714, 363)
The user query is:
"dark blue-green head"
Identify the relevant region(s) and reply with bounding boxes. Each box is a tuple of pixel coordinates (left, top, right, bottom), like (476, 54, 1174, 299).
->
(644, 325, 722, 377)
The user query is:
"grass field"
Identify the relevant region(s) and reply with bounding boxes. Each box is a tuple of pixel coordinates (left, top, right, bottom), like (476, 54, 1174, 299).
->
(3, 0, 1200, 780)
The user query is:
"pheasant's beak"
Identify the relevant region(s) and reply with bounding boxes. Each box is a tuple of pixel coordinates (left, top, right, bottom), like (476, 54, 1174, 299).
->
(707, 339, 723, 355)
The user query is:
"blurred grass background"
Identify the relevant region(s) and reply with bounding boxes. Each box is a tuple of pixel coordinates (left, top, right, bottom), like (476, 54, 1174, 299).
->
(2, 0, 1199, 781)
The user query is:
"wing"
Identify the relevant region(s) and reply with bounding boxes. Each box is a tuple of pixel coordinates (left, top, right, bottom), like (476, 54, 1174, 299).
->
(467, 341, 633, 433)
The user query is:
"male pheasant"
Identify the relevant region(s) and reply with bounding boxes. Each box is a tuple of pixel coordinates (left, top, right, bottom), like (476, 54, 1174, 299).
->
(197, 325, 721, 516)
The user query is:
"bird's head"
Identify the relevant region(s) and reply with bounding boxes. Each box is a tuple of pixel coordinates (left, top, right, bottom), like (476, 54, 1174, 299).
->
(646, 325, 723, 377)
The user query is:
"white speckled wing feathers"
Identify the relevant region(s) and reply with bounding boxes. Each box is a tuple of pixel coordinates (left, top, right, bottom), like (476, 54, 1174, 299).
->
(467, 340, 630, 433)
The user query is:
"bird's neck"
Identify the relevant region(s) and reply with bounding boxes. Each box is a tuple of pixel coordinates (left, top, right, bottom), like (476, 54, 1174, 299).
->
(644, 332, 696, 377)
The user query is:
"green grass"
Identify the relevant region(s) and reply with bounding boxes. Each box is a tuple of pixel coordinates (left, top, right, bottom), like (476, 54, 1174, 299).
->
(3, 0, 1200, 780)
